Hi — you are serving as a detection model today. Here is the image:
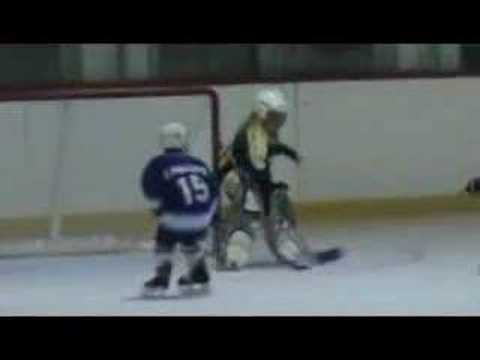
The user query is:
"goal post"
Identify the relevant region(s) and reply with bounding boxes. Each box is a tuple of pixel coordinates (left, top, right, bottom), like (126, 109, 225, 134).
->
(0, 82, 222, 256)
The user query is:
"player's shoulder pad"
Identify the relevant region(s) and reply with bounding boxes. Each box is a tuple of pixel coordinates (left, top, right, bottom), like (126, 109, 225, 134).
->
(187, 155, 211, 170)
(145, 154, 168, 170)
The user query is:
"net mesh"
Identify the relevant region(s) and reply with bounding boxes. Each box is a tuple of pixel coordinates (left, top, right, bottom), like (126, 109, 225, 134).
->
(0, 85, 220, 257)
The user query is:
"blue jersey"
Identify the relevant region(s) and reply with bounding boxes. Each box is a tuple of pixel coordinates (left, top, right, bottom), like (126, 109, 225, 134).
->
(141, 148, 218, 233)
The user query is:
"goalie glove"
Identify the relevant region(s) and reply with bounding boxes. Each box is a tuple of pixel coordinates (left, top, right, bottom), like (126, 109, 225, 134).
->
(269, 142, 301, 164)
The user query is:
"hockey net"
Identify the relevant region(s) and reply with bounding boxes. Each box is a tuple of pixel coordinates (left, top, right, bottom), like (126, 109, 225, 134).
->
(0, 83, 221, 257)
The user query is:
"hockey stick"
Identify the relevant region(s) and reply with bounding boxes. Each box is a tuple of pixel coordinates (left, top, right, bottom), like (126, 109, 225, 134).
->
(312, 247, 344, 265)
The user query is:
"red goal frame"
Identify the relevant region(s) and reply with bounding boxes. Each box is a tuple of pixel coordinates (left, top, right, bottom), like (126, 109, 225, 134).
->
(0, 82, 222, 171)
(0, 82, 223, 260)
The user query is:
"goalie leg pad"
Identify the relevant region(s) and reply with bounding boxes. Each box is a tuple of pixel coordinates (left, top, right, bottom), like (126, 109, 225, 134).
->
(226, 230, 254, 269)
(277, 236, 302, 261)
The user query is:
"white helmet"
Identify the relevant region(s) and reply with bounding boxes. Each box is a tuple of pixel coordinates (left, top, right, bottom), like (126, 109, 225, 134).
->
(159, 122, 189, 151)
(254, 88, 288, 119)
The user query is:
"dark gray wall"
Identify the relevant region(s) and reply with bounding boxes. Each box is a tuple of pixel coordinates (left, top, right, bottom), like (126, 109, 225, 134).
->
(0, 45, 62, 85)
(0, 44, 465, 87)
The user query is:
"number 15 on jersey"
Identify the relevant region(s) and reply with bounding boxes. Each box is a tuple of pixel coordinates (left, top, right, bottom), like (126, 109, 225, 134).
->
(176, 174, 210, 206)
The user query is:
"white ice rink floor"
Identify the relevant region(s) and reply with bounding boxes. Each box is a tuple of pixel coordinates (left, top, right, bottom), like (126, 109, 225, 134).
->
(1, 213, 480, 316)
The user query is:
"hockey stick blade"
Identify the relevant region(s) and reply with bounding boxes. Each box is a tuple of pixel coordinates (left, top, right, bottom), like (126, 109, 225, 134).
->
(313, 247, 344, 265)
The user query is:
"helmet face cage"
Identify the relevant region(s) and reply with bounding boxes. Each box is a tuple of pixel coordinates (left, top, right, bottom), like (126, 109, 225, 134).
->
(265, 109, 287, 125)
(262, 109, 287, 138)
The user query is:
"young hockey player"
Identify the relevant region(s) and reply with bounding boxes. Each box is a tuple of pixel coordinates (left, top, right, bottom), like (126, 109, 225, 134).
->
(218, 88, 307, 270)
(141, 122, 218, 297)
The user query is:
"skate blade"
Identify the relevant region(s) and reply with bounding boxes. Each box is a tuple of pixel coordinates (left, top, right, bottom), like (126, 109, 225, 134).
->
(136, 285, 210, 300)
(139, 288, 164, 299)
(179, 284, 211, 298)
(139, 286, 181, 300)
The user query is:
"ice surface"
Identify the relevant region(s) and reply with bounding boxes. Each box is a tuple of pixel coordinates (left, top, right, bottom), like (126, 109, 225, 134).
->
(1, 214, 480, 316)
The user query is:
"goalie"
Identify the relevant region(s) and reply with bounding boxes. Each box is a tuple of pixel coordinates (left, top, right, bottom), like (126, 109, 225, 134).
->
(218, 88, 307, 270)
